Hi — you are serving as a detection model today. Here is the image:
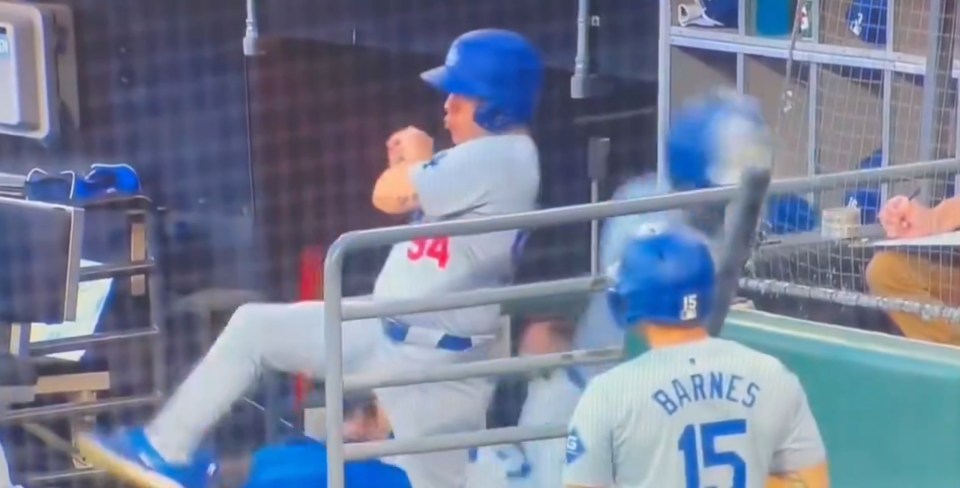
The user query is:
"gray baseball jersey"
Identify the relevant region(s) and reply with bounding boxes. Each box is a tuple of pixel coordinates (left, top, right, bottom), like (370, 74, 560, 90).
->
(563, 337, 826, 488)
(373, 134, 540, 337)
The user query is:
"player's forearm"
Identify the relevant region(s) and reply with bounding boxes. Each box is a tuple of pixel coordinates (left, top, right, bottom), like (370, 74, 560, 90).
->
(766, 462, 830, 488)
(372, 163, 421, 215)
(933, 196, 960, 232)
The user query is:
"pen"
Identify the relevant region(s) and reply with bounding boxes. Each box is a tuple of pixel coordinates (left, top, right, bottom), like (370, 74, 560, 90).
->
(897, 188, 923, 230)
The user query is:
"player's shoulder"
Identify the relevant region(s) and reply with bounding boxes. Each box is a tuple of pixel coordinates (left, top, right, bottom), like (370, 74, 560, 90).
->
(450, 134, 537, 160)
(587, 354, 660, 394)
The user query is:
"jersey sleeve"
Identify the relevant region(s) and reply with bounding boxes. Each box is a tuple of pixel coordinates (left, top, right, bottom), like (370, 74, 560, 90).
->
(770, 372, 827, 474)
(410, 147, 492, 219)
(562, 381, 616, 487)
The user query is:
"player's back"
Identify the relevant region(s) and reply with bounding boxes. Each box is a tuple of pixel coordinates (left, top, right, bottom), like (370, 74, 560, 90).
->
(374, 134, 539, 336)
(594, 337, 803, 488)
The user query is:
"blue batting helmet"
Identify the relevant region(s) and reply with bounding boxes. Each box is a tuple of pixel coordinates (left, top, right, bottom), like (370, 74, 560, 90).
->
(421, 29, 543, 132)
(606, 228, 715, 329)
(667, 90, 772, 191)
(847, 0, 887, 46)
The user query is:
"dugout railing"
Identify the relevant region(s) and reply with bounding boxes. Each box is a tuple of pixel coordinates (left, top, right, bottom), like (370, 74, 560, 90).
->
(321, 157, 960, 487)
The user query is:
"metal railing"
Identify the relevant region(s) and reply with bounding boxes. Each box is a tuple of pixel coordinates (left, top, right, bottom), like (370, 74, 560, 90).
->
(322, 157, 960, 487)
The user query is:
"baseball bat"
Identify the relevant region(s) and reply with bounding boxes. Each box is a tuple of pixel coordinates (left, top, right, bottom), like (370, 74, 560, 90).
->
(707, 166, 772, 337)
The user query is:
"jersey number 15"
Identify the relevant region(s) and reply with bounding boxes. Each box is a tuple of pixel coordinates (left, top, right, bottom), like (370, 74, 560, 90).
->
(407, 237, 450, 269)
(678, 419, 747, 488)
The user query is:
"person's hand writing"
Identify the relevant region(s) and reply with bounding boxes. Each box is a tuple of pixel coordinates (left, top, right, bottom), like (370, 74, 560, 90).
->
(878, 195, 940, 238)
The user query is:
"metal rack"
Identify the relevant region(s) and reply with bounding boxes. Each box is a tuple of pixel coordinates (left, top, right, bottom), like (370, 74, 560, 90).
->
(0, 195, 167, 484)
(657, 0, 959, 200)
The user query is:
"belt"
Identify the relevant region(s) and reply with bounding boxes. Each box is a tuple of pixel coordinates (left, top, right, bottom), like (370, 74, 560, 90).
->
(383, 319, 493, 352)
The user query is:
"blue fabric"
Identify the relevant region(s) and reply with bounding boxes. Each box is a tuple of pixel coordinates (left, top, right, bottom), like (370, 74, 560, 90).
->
(244, 438, 412, 488)
(24, 164, 141, 205)
(702, 0, 739, 28)
(847, 0, 887, 46)
(844, 149, 883, 224)
(765, 193, 818, 234)
(24, 169, 77, 204)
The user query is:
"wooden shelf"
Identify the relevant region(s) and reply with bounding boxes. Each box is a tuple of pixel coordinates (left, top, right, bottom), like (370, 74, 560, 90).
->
(668, 47, 737, 120)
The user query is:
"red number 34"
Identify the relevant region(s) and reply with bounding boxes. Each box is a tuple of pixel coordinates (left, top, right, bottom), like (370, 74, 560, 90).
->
(407, 237, 450, 269)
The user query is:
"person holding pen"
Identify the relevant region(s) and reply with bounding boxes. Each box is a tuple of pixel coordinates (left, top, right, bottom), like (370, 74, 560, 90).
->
(866, 189, 960, 345)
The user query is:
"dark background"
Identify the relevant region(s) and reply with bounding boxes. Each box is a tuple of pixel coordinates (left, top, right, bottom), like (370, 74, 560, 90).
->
(0, 4, 659, 479)
(0, 0, 660, 302)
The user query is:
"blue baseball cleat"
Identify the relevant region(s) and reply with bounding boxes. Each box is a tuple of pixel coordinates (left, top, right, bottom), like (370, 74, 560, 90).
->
(75, 428, 218, 488)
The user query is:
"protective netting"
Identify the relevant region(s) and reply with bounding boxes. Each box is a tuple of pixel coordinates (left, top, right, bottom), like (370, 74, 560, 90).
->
(1, 0, 958, 486)
(0, 0, 658, 486)
(742, 0, 960, 329)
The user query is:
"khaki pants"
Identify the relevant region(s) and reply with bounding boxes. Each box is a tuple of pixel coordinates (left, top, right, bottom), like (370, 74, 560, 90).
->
(865, 251, 960, 346)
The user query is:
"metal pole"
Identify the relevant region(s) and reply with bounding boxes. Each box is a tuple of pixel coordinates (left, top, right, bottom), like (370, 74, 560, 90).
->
(329, 158, 960, 254)
(343, 276, 607, 321)
(242, 0, 262, 56)
(571, 0, 596, 99)
(918, 0, 952, 202)
(323, 250, 347, 488)
(587, 137, 611, 275)
(344, 347, 622, 392)
(657, 0, 672, 190)
(345, 424, 567, 461)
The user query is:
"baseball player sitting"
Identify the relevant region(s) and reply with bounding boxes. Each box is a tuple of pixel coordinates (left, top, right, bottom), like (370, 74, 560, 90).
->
(562, 227, 830, 488)
(76, 28, 543, 488)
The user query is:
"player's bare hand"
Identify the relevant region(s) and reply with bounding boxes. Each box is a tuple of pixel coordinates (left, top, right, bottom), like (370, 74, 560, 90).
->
(387, 126, 434, 165)
(386, 137, 406, 167)
(879, 195, 939, 238)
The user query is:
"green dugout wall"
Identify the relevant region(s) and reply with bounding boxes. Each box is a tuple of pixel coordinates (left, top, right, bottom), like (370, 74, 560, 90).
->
(626, 310, 960, 488)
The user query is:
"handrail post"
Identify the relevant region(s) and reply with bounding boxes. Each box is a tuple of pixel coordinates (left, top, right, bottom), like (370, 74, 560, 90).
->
(323, 241, 349, 488)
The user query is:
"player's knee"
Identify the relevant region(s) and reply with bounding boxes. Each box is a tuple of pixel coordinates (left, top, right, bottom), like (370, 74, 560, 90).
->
(220, 303, 275, 345)
(865, 251, 916, 293)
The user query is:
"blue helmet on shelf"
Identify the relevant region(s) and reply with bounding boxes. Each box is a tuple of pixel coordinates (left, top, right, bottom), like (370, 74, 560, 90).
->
(847, 0, 887, 46)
